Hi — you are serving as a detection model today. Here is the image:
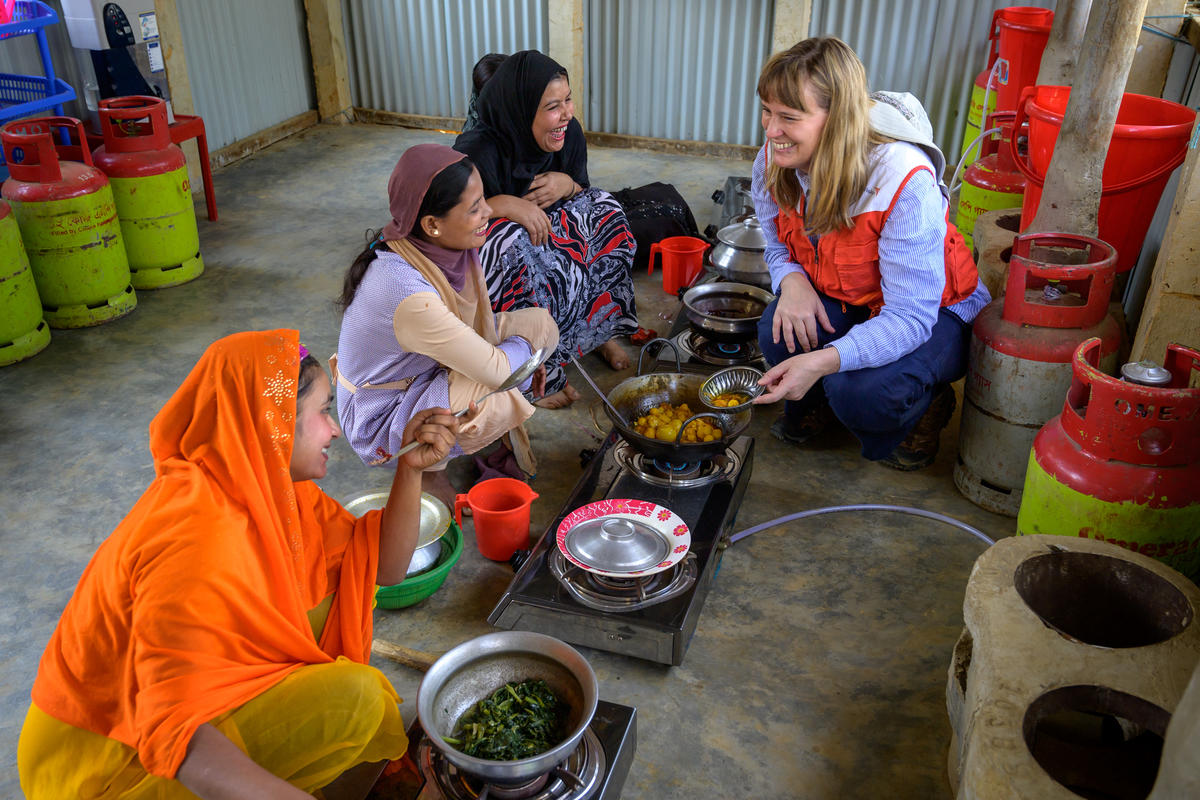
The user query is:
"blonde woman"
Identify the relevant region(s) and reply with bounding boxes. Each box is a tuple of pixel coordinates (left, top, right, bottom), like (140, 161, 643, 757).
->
(750, 37, 990, 470)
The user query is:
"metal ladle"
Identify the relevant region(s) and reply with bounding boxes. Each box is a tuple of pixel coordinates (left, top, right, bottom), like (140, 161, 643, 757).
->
(569, 355, 628, 426)
(393, 346, 547, 458)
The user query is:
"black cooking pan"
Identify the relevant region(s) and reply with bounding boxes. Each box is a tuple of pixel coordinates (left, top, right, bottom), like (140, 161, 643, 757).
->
(602, 340, 751, 462)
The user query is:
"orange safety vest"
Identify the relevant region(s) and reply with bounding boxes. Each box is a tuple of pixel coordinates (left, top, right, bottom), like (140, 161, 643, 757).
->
(773, 143, 978, 313)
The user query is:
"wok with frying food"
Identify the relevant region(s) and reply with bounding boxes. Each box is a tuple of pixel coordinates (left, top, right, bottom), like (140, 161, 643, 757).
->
(603, 370, 750, 462)
(632, 402, 723, 443)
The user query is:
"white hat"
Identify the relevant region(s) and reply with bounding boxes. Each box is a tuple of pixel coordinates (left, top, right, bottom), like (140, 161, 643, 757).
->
(869, 91, 947, 183)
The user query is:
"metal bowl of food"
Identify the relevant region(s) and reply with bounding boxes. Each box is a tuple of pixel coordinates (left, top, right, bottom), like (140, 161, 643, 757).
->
(699, 366, 765, 412)
(416, 631, 599, 785)
(343, 491, 450, 576)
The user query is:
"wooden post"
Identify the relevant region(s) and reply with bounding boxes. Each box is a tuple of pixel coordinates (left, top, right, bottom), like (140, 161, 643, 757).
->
(1036, 0, 1093, 87)
(771, 0, 813, 53)
(1026, 0, 1150, 236)
(303, 0, 354, 124)
(548, 0, 586, 127)
(152, 0, 202, 192)
(1130, 118, 1200, 365)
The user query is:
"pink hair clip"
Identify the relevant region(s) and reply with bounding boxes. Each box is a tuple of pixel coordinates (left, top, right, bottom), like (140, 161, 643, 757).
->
(298, 343, 310, 360)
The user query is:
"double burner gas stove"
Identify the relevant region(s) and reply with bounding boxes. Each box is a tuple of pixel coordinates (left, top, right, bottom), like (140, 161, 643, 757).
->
(489, 432, 754, 666)
(379, 702, 637, 800)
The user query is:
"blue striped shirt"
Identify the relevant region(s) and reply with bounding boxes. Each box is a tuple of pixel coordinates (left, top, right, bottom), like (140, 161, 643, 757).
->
(750, 144, 990, 371)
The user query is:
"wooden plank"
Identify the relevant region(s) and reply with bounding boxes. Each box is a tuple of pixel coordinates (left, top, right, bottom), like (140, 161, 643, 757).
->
(1183, 14, 1200, 51)
(303, 0, 353, 123)
(548, 0, 586, 126)
(1131, 116, 1200, 366)
(771, 0, 813, 53)
(208, 110, 319, 168)
(1125, 0, 1184, 97)
(352, 109, 760, 162)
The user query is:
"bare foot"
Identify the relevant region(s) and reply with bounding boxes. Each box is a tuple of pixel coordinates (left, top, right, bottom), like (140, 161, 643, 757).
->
(598, 339, 631, 370)
(534, 382, 582, 409)
(421, 470, 457, 510)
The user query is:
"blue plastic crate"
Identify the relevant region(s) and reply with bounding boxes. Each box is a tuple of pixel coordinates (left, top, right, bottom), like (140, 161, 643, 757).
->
(0, 1, 56, 40)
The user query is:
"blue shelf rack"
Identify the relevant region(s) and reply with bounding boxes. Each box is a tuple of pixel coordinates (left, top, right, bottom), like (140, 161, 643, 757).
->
(1, 1, 76, 178)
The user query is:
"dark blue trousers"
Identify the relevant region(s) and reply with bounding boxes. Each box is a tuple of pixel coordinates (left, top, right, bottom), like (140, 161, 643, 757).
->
(757, 294, 971, 459)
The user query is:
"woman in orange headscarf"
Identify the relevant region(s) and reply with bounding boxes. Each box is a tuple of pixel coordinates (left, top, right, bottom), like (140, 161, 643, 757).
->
(18, 330, 460, 799)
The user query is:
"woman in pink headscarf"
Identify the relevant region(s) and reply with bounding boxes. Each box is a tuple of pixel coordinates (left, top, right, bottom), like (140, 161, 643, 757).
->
(333, 143, 558, 503)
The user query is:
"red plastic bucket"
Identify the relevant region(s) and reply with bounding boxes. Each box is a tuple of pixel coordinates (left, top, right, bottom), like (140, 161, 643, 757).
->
(648, 235, 708, 294)
(994, 6, 1053, 113)
(454, 477, 538, 561)
(1010, 85, 1195, 272)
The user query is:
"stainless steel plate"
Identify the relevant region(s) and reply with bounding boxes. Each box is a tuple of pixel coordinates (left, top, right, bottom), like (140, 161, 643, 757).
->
(343, 491, 451, 549)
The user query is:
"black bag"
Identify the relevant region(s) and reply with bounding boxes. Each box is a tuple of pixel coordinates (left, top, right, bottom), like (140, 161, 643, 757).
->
(612, 182, 702, 272)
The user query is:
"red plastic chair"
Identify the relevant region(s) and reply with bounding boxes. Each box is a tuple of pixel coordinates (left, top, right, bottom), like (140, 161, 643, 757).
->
(168, 112, 216, 221)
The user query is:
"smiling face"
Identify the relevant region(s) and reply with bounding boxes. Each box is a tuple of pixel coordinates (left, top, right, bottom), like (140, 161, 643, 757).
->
(289, 369, 339, 482)
(761, 83, 829, 173)
(422, 167, 491, 250)
(530, 76, 574, 153)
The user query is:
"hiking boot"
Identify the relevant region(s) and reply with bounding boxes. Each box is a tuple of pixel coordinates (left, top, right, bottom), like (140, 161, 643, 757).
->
(880, 384, 957, 471)
(770, 403, 836, 446)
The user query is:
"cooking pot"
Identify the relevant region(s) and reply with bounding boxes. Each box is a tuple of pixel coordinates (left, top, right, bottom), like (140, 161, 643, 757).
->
(681, 280, 774, 343)
(416, 631, 599, 785)
(603, 343, 752, 462)
(708, 216, 772, 288)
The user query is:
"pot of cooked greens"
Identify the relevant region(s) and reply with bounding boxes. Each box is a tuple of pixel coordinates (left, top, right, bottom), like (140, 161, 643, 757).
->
(415, 631, 599, 784)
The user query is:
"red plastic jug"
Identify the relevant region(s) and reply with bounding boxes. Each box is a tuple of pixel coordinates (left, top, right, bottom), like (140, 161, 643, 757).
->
(454, 478, 539, 561)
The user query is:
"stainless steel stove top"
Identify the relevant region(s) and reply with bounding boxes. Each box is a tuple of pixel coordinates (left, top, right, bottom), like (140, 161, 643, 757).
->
(488, 433, 754, 666)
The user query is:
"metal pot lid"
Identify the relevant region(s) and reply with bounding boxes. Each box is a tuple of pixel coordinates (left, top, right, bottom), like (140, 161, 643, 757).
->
(343, 491, 451, 549)
(716, 216, 767, 251)
(563, 516, 670, 573)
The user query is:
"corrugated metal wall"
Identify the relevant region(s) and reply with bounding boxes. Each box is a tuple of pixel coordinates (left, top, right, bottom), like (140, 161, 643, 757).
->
(585, 0, 773, 146)
(341, 0, 548, 117)
(809, 0, 1055, 160)
(176, 0, 315, 151)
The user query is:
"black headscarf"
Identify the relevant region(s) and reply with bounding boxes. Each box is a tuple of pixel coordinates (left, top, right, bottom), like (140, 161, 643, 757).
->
(453, 50, 589, 198)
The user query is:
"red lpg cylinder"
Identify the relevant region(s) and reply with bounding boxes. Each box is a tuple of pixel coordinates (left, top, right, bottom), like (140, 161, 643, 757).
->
(92, 96, 204, 290)
(955, 233, 1122, 516)
(1018, 340, 1200, 581)
(955, 111, 1026, 254)
(1, 116, 135, 328)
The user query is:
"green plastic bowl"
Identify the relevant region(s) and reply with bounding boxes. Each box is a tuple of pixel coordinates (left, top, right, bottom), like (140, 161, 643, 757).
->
(375, 522, 463, 609)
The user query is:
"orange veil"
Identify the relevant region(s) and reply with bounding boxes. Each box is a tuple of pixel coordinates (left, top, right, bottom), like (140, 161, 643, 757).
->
(30, 330, 383, 778)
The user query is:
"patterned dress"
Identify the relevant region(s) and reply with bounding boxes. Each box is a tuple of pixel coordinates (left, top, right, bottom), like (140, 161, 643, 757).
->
(479, 187, 638, 393)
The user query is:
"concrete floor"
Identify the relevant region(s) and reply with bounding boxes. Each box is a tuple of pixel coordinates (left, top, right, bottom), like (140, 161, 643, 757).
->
(0, 122, 1015, 799)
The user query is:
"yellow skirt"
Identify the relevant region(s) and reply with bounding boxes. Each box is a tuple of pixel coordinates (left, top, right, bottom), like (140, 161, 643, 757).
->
(18, 658, 408, 799)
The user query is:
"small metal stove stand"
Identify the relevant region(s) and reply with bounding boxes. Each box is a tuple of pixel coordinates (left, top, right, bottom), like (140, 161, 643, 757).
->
(489, 434, 754, 666)
(386, 701, 636, 800)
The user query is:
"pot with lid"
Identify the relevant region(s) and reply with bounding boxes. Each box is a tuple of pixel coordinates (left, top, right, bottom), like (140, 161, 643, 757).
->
(708, 215, 772, 288)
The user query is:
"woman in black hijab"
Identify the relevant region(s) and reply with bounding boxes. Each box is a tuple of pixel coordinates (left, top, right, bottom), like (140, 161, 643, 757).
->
(454, 50, 637, 408)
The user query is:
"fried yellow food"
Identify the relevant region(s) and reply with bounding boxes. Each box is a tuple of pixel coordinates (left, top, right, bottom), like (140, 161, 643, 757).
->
(632, 402, 722, 443)
(711, 392, 749, 408)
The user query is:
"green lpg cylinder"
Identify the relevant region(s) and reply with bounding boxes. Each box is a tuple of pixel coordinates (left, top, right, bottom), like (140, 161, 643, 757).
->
(0, 199, 51, 366)
(92, 97, 203, 290)
(1, 117, 135, 328)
